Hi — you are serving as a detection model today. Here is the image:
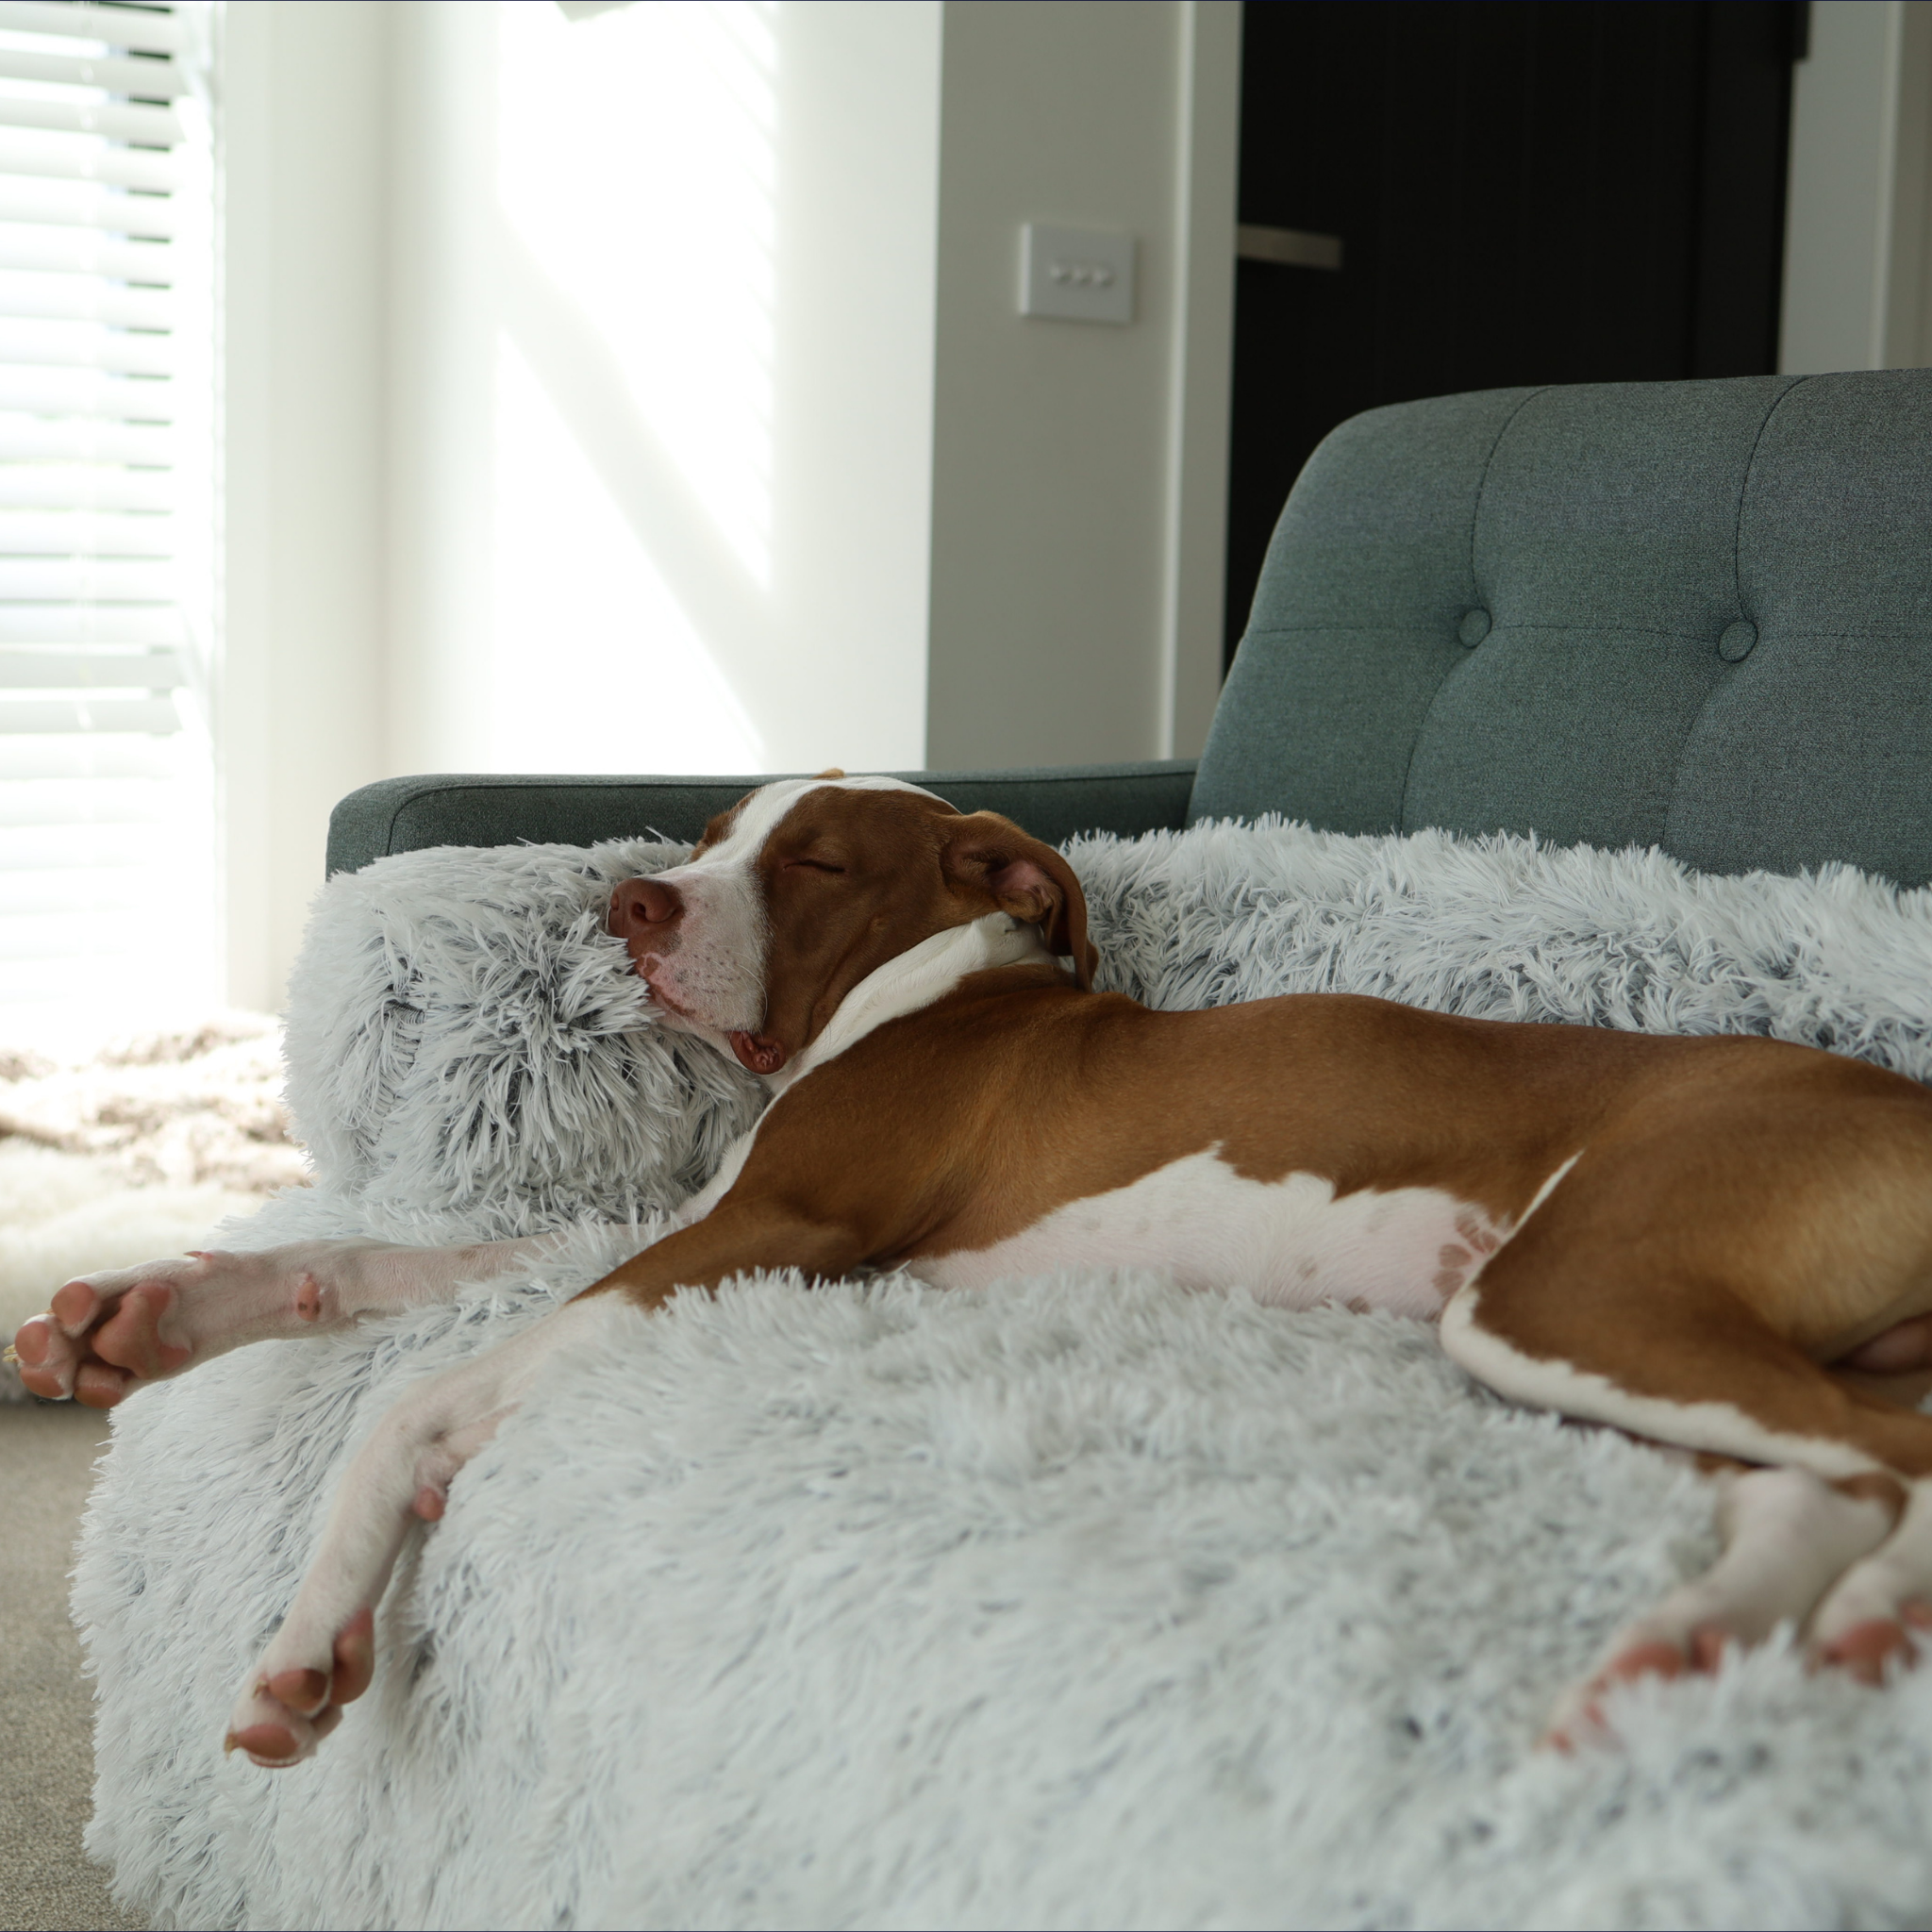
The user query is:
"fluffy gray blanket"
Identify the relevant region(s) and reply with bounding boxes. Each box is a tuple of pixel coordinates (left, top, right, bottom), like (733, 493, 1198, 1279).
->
(75, 819, 1932, 1929)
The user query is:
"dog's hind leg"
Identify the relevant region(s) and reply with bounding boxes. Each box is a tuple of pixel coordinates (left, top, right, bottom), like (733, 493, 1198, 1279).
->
(1807, 1474, 1932, 1678)
(1438, 1151, 1932, 1739)
(1540, 1462, 1904, 1746)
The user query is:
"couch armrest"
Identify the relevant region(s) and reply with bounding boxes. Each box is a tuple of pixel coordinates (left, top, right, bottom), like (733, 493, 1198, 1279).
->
(325, 760, 1199, 876)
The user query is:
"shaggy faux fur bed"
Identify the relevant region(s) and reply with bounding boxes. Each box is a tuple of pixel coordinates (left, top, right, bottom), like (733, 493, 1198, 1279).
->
(75, 821, 1932, 1930)
(0, 1017, 304, 1398)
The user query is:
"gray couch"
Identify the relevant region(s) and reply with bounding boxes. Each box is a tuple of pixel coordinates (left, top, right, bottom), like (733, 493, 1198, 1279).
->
(86, 369, 1932, 1929)
(330, 369, 1932, 888)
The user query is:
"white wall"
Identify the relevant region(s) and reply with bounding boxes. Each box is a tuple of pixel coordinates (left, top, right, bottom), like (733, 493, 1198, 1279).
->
(223, 0, 948, 1010)
(384, 0, 942, 784)
(388, 0, 1237, 787)
(222, 0, 1932, 1010)
(219, 1, 391, 1014)
(1780, 0, 1932, 372)
(925, 0, 1237, 770)
(217, 0, 1239, 1010)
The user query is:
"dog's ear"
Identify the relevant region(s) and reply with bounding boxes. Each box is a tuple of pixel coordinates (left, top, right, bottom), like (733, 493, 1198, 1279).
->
(813, 767, 846, 779)
(941, 814, 1095, 991)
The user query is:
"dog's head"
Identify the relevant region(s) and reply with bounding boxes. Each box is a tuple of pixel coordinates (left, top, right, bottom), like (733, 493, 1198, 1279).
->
(608, 775, 1094, 1075)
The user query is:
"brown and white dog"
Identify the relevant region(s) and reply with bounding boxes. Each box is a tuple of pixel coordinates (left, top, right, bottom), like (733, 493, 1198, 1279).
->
(15, 774, 1932, 1764)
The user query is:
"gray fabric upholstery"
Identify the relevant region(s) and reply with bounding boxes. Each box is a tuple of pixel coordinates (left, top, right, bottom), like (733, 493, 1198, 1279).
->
(325, 762, 1196, 876)
(331, 370, 1932, 886)
(1193, 369, 1932, 886)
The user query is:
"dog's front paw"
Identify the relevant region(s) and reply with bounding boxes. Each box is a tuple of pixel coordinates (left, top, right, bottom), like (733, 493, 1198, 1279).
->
(9, 1244, 379, 1405)
(225, 1607, 376, 1768)
(10, 1256, 213, 1404)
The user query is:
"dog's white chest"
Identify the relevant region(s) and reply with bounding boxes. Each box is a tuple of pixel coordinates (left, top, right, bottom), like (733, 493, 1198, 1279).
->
(919, 1147, 1504, 1315)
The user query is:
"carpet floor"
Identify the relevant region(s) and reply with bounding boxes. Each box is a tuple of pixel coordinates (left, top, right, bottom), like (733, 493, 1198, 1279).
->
(1, 1011, 290, 1927)
(0, 1014, 299, 1403)
(0, 1402, 145, 1932)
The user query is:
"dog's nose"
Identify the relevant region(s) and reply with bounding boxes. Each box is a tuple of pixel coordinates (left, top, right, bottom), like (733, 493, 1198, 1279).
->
(608, 876, 682, 936)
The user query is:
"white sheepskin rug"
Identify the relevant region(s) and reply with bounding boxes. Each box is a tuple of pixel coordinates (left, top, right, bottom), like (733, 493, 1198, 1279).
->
(0, 1015, 304, 1399)
(74, 821, 1932, 1930)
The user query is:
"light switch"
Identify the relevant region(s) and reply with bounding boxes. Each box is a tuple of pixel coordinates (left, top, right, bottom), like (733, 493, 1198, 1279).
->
(1019, 224, 1135, 325)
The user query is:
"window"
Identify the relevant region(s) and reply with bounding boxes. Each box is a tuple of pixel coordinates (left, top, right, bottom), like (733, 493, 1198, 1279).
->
(0, 0, 214, 1036)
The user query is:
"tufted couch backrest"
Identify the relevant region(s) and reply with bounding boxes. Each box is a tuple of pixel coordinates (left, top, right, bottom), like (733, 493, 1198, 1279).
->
(1191, 371, 1932, 886)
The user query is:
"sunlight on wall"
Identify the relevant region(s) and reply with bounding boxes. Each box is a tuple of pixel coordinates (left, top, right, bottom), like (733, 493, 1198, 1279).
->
(491, 339, 763, 769)
(386, 0, 936, 782)
(488, 0, 777, 771)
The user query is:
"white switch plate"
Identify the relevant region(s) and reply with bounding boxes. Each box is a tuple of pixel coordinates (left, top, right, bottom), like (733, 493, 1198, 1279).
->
(1019, 223, 1135, 325)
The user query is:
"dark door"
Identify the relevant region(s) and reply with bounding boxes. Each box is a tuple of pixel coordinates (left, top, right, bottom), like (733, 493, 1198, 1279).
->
(1224, 0, 1807, 666)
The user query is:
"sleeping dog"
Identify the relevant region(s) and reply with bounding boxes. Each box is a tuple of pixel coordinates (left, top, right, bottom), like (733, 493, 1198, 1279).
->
(14, 774, 1932, 1762)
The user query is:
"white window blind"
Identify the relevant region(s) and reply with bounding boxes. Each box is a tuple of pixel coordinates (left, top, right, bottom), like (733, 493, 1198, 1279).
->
(0, 0, 215, 1024)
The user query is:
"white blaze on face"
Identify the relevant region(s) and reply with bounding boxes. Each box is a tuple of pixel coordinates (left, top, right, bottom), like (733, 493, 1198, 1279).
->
(633, 774, 944, 1041)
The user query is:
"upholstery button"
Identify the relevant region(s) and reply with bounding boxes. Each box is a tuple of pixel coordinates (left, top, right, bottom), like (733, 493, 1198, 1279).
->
(1457, 608, 1491, 648)
(1718, 619, 1757, 662)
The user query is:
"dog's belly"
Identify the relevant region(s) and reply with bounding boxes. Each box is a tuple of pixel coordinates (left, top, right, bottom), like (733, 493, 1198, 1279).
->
(918, 1146, 1506, 1315)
